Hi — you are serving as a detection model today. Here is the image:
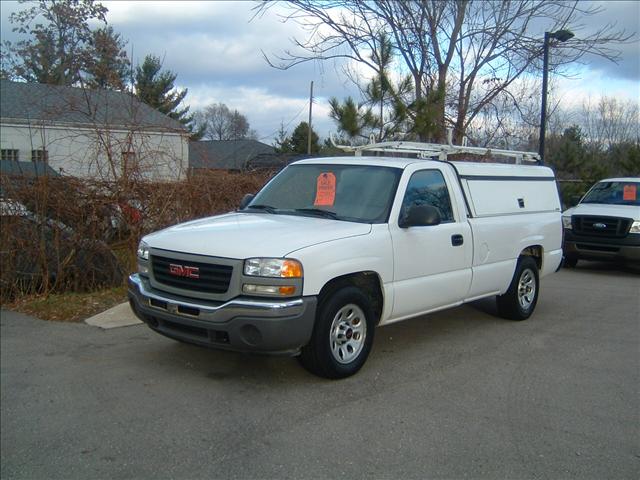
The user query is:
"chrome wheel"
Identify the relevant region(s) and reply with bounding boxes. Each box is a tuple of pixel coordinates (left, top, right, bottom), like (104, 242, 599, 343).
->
(517, 268, 536, 310)
(329, 303, 367, 364)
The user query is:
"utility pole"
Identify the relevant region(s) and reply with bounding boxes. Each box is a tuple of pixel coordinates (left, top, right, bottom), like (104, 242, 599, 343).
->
(307, 81, 314, 155)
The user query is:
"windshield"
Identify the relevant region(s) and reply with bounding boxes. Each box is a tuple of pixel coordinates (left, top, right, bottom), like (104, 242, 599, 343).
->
(243, 163, 402, 223)
(581, 181, 640, 206)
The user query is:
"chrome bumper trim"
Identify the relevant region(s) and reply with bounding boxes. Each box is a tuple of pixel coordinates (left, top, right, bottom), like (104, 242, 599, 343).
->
(128, 273, 306, 323)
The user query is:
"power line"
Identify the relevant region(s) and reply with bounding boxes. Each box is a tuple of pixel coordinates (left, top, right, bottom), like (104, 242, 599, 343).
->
(258, 101, 309, 142)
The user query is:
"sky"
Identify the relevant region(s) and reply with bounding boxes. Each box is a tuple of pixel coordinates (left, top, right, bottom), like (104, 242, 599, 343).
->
(1, 0, 639, 144)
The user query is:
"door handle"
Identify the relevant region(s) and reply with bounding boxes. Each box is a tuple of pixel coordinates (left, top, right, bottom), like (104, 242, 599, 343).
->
(451, 234, 464, 246)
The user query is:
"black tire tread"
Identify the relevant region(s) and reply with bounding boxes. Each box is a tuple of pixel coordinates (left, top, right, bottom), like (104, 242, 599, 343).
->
(496, 256, 539, 321)
(299, 286, 375, 379)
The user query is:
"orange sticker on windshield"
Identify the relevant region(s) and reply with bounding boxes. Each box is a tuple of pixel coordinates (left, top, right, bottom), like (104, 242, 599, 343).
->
(623, 184, 637, 201)
(314, 172, 336, 206)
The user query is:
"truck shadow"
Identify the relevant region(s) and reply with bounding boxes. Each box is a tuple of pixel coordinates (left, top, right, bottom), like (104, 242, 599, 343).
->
(152, 340, 310, 384)
(373, 301, 504, 354)
(567, 260, 639, 276)
(137, 298, 508, 386)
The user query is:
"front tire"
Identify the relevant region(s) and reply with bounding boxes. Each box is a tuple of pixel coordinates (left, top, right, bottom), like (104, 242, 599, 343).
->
(299, 286, 375, 379)
(496, 256, 539, 321)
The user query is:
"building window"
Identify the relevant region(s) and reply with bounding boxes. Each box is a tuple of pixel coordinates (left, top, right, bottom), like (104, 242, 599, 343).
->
(1, 149, 19, 161)
(31, 149, 48, 163)
(121, 151, 137, 175)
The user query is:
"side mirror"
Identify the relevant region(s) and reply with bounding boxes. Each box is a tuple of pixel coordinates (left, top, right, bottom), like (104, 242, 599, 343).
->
(399, 204, 442, 228)
(239, 193, 255, 210)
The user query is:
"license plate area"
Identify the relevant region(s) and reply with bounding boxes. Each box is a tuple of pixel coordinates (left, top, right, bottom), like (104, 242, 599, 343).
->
(148, 298, 200, 317)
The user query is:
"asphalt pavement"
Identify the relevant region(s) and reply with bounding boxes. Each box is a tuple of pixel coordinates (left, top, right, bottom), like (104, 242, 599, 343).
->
(1, 262, 639, 479)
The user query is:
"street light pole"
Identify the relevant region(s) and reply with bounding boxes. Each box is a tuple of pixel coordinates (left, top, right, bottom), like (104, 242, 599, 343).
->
(539, 32, 551, 164)
(538, 29, 574, 165)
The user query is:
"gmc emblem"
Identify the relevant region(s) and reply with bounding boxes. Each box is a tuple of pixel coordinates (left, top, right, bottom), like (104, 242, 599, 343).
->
(169, 263, 200, 279)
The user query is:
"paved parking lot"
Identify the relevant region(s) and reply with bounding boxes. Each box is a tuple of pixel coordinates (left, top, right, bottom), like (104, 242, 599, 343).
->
(1, 262, 639, 479)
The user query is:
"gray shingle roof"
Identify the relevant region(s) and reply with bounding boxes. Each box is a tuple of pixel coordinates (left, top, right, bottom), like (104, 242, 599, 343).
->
(0, 160, 60, 177)
(0, 80, 185, 132)
(0, 160, 60, 199)
(189, 140, 275, 170)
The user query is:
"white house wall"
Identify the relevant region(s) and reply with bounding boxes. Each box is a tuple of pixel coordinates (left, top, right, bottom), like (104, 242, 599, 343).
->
(0, 121, 188, 181)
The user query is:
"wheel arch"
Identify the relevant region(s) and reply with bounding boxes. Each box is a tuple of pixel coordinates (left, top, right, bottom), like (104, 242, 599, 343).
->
(519, 245, 543, 270)
(317, 271, 384, 325)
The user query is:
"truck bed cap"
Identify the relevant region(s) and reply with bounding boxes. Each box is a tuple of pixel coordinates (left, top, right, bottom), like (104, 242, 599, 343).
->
(451, 161, 555, 179)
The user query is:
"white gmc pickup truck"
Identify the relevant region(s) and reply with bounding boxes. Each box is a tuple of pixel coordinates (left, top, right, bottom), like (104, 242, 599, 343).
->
(129, 150, 563, 378)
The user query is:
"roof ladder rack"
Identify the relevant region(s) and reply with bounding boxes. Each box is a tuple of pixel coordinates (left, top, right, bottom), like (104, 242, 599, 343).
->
(330, 131, 541, 165)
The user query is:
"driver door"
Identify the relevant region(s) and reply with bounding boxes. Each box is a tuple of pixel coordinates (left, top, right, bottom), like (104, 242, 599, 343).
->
(390, 168, 472, 320)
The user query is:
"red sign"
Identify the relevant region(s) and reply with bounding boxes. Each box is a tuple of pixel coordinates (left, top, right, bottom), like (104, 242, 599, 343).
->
(314, 172, 336, 206)
(623, 184, 637, 201)
(169, 264, 200, 279)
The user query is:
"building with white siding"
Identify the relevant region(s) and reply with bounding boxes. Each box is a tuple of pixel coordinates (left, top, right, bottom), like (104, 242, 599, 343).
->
(0, 80, 189, 181)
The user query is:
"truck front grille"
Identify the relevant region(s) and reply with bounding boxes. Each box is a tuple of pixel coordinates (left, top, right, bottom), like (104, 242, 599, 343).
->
(572, 215, 632, 238)
(151, 254, 233, 294)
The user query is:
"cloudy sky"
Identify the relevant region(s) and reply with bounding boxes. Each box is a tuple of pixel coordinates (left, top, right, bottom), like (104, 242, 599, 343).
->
(1, 0, 638, 143)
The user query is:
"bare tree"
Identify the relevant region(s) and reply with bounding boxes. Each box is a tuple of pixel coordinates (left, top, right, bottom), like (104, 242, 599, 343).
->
(84, 26, 130, 91)
(195, 103, 252, 141)
(255, 0, 633, 143)
(579, 97, 640, 149)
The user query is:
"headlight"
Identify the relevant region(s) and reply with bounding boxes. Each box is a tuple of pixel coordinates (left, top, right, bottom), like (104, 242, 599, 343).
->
(137, 240, 150, 260)
(562, 216, 572, 229)
(244, 258, 303, 278)
(630, 221, 640, 234)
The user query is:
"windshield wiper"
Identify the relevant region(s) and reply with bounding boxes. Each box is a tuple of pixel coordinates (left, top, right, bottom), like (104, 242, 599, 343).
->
(293, 208, 338, 219)
(244, 204, 278, 213)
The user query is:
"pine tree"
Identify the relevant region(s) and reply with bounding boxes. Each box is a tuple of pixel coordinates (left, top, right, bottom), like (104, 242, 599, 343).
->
(273, 122, 292, 153)
(289, 122, 320, 154)
(134, 55, 202, 138)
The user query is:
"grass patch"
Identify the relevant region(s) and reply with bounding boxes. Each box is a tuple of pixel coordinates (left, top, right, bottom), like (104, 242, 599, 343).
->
(6, 286, 128, 322)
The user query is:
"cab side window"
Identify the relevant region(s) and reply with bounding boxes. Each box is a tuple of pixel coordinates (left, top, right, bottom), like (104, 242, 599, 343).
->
(400, 170, 454, 223)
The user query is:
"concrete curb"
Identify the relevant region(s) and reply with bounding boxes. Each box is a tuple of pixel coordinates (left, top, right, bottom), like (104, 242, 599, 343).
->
(85, 302, 142, 329)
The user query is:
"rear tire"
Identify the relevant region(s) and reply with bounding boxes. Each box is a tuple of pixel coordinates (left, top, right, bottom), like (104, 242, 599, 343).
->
(497, 256, 539, 321)
(299, 286, 375, 379)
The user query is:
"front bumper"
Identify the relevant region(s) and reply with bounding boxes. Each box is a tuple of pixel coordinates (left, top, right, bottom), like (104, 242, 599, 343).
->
(563, 231, 640, 263)
(128, 274, 317, 355)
